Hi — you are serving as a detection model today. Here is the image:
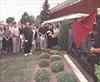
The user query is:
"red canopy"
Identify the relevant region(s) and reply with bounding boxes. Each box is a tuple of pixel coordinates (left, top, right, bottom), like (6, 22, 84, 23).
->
(72, 12, 96, 48)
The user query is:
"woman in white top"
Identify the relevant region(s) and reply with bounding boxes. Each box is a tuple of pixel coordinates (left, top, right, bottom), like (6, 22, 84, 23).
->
(12, 22, 20, 54)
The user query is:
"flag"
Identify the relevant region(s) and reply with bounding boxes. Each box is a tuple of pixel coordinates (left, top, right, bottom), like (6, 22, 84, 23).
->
(72, 12, 96, 48)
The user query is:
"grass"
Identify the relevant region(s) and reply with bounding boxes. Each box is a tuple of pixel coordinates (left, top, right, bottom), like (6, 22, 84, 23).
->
(0, 52, 40, 82)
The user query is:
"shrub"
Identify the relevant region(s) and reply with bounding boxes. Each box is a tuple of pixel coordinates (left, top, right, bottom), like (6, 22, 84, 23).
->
(39, 53, 50, 59)
(34, 70, 51, 82)
(50, 61, 64, 73)
(49, 50, 60, 55)
(39, 59, 50, 67)
(52, 46, 61, 50)
(58, 20, 69, 50)
(56, 71, 77, 82)
(95, 64, 100, 81)
(43, 49, 51, 53)
(50, 55, 61, 62)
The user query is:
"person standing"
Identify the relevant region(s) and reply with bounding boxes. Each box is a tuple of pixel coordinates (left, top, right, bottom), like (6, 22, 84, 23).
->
(0, 24, 4, 54)
(12, 22, 20, 54)
(31, 24, 37, 52)
(9, 23, 14, 52)
(35, 24, 41, 50)
(39, 24, 47, 50)
(52, 23, 60, 47)
(19, 24, 26, 52)
(46, 23, 54, 49)
(23, 22, 33, 56)
(3, 25, 12, 53)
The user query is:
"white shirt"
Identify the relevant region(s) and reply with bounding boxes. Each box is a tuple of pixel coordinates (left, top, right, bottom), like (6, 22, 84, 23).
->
(12, 27, 19, 37)
(32, 29, 36, 40)
(9, 27, 14, 34)
(33, 30, 36, 35)
(53, 28, 60, 33)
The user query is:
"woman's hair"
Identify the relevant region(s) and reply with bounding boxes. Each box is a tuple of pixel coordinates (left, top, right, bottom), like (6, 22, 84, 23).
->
(4, 24, 9, 30)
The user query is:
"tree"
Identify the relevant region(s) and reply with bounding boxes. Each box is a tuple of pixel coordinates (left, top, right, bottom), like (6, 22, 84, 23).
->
(29, 15, 36, 24)
(20, 12, 36, 24)
(6, 17, 15, 24)
(58, 20, 69, 50)
(36, 15, 41, 24)
(40, 0, 50, 23)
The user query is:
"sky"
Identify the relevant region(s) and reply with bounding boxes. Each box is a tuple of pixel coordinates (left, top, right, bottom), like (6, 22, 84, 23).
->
(0, 0, 65, 22)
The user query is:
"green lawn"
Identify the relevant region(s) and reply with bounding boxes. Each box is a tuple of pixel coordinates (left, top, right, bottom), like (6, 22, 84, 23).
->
(0, 52, 40, 82)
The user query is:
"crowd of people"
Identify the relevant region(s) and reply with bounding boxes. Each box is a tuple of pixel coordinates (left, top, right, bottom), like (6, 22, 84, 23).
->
(0, 22, 60, 56)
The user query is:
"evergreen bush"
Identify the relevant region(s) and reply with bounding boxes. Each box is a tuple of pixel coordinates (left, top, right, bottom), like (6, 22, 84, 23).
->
(56, 71, 77, 82)
(39, 53, 50, 59)
(58, 20, 69, 50)
(50, 55, 61, 62)
(50, 61, 64, 73)
(34, 70, 51, 82)
(39, 59, 50, 67)
(95, 64, 100, 81)
(49, 50, 60, 55)
(52, 46, 61, 50)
